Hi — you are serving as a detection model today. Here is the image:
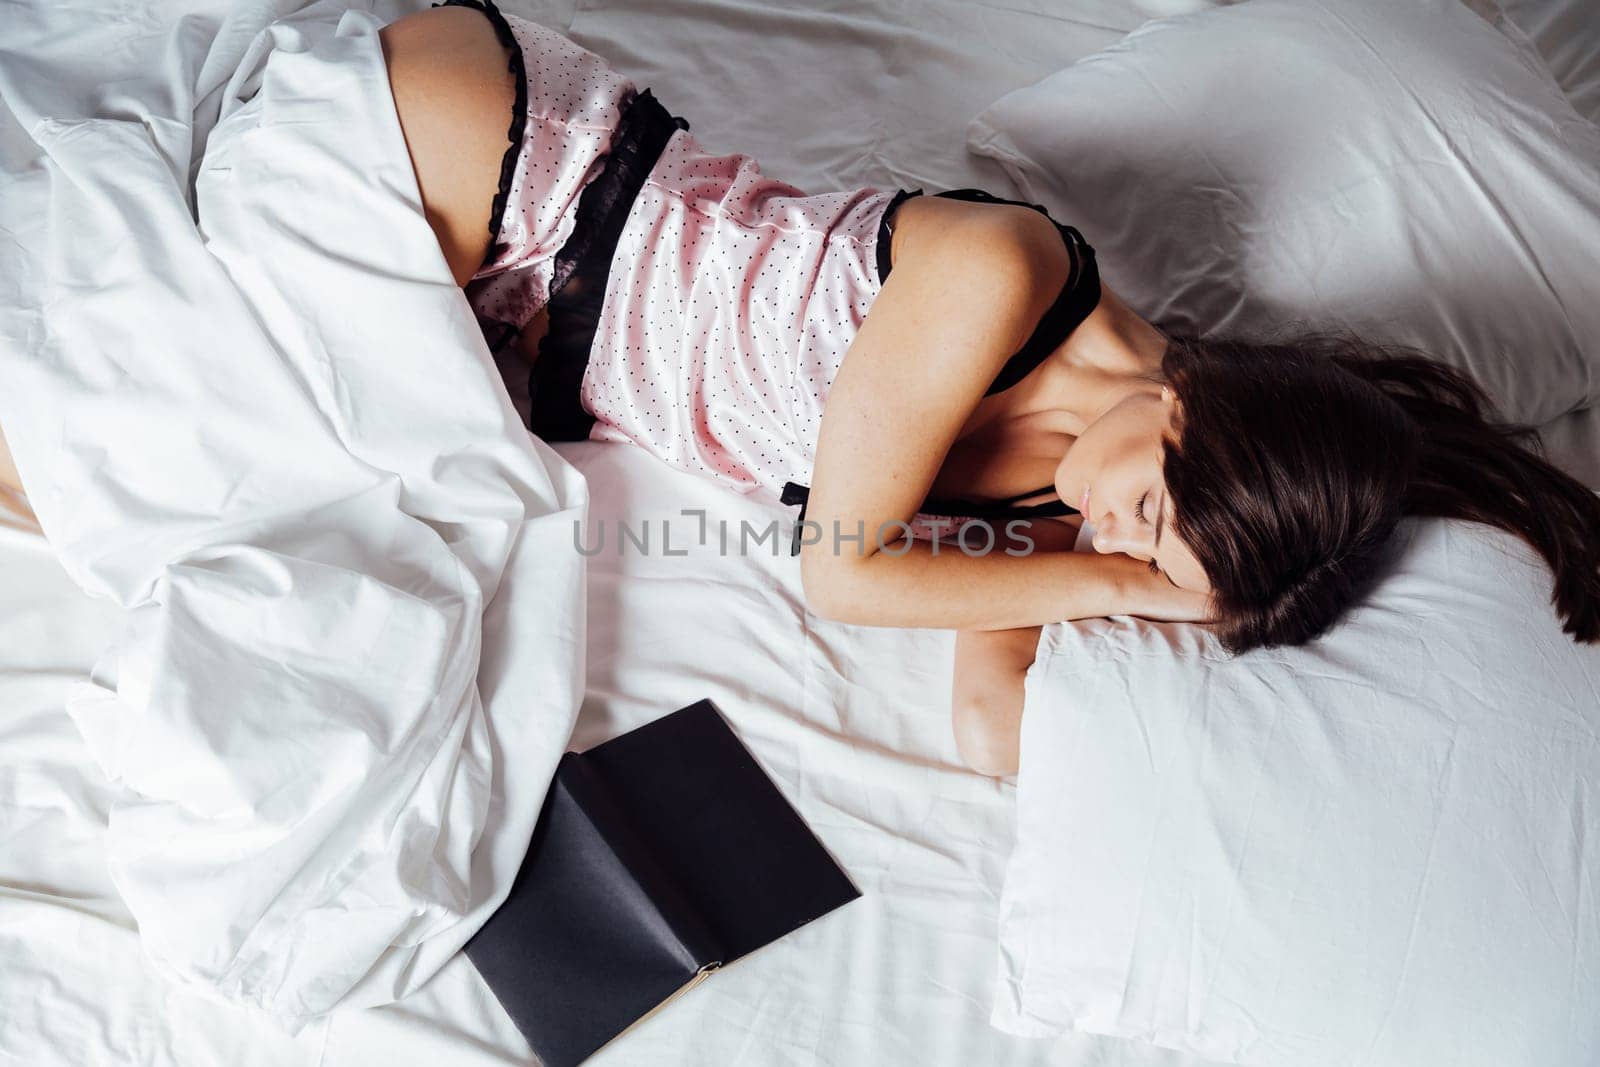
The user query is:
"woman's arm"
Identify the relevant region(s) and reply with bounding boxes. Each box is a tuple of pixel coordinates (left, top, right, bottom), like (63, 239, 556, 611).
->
(950, 625, 1040, 777)
(806, 532, 1202, 630)
(799, 206, 1211, 630)
(948, 517, 1079, 776)
(798, 203, 1075, 625)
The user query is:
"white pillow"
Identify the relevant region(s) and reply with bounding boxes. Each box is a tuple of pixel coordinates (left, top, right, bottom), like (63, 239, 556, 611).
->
(966, 0, 1600, 426)
(995, 518, 1600, 1065)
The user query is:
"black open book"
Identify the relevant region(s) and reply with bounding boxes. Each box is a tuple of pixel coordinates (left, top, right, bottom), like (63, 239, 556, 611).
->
(463, 698, 861, 1066)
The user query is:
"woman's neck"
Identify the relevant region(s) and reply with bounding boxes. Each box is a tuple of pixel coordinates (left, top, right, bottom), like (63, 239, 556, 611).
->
(1010, 289, 1169, 436)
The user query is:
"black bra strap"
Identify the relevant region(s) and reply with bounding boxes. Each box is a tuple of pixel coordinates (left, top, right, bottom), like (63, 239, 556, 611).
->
(918, 487, 1079, 522)
(780, 479, 1078, 554)
(982, 229, 1098, 396)
(874, 187, 921, 284)
(929, 192, 1102, 398)
(990, 483, 1061, 506)
(875, 187, 1102, 399)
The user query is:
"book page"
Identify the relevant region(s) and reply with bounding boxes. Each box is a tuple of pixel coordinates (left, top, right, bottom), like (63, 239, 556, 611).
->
(601, 961, 721, 1052)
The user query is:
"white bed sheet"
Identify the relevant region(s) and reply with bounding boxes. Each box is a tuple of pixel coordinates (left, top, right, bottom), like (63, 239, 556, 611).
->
(0, 441, 1227, 1067)
(3, 0, 1596, 1064)
(0, 0, 596, 1033)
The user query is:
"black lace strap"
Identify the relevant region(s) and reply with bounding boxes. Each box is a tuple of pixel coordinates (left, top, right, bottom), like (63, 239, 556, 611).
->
(526, 88, 690, 443)
(875, 187, 1102, 398)
(930, 190, 1101, 397)
(982, 225, 1098, 396)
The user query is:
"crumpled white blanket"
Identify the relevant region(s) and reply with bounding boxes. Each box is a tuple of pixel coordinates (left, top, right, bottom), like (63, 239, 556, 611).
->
(0, 0, 586, 1032)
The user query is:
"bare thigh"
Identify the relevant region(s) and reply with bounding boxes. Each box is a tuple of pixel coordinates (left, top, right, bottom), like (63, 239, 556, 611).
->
(379, 6, 518, 287)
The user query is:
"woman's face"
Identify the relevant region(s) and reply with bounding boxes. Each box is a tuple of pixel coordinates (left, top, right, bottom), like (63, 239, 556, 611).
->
(1054, 386, 1211, 593)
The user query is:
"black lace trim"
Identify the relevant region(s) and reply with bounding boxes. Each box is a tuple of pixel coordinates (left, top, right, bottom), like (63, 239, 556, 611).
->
(525, 88, 690, 442)
(437, 0, 692, 442)
(434, 0, 528, 263)
(546, 88, 687, 301)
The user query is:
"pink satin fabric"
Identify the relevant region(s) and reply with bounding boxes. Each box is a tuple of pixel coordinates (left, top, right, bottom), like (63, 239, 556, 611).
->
(470, 13, 1002, 546)
(466, 14, 637, 334)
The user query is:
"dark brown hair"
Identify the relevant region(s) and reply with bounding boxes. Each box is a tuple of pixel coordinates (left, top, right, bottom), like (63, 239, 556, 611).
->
(1160, 331, 1600, 654)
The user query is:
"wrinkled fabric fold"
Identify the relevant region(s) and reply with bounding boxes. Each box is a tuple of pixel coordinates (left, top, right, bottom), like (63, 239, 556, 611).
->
(0, 4, 586, 1032)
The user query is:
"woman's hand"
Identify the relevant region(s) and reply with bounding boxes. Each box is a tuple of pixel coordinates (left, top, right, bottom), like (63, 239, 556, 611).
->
(1105, 553, 1216, 624)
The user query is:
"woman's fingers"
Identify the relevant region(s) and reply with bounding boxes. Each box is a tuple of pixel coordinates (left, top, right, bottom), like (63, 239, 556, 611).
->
(1116, 561, 1216, 623)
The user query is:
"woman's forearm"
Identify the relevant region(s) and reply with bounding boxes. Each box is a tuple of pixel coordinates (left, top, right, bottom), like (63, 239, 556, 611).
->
(950, 626, 1042, 776)
(805, 535, 1150, 630)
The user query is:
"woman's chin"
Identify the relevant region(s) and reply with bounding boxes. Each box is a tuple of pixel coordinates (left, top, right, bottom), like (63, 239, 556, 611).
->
(1052, 461, 1077, 513)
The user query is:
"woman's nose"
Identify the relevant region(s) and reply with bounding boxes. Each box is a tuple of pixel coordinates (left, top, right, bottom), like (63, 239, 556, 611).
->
(1092, 514, 1149, 557)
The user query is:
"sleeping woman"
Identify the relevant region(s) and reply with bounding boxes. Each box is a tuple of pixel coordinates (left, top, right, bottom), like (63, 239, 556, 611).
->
(7, 0, 1593, 777)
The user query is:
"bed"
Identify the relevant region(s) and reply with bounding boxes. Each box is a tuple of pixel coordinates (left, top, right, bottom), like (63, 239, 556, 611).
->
(1, 0, 1596, 1065)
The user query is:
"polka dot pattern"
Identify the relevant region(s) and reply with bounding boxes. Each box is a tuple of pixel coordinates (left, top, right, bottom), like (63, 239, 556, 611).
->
(467, 14, 963, 542)
(467, 15, 637, 332)
(581, 140, 897, 503)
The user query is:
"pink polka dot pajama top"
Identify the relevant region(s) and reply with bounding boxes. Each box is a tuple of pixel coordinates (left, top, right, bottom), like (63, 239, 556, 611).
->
(444, 0, 1099, 547)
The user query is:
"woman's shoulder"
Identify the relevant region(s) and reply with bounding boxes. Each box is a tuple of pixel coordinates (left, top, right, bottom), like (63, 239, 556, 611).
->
(883, 191, 1068, 278)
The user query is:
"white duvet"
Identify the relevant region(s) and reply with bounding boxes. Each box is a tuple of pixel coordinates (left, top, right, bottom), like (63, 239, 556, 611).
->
(0, 1, 585, 1031)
